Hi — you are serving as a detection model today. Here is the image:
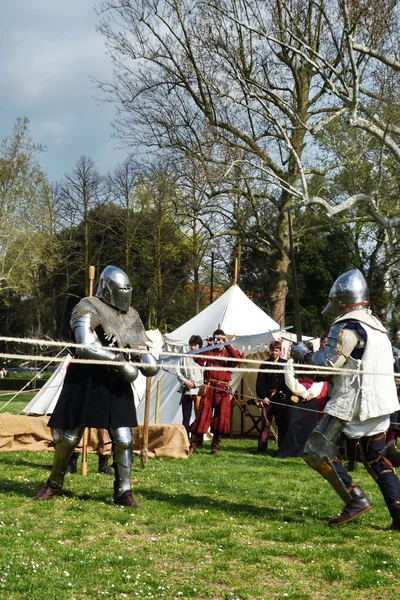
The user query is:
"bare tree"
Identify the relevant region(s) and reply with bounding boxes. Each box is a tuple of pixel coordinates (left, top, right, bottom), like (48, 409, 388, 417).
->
(56, 155, 105, 292)
(96, 0, 400, 323)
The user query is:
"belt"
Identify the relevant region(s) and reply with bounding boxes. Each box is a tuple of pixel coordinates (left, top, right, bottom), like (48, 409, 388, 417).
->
(208, 377, 229, 384)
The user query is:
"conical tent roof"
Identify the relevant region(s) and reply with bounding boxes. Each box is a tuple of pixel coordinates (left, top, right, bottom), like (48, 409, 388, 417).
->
(164, 284, 279, 351)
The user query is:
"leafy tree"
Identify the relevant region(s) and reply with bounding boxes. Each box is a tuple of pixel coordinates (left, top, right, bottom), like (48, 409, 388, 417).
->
(0, 118, 61, 338)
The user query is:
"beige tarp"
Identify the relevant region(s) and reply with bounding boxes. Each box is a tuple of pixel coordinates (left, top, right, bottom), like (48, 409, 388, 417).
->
(0, 413, 189, 459)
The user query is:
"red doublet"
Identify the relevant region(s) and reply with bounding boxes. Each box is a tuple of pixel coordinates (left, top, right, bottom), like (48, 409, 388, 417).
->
(190, 345, 243, 436)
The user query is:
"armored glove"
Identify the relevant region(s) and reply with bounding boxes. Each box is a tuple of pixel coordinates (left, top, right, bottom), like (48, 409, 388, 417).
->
(290, 342, 312, 362)
(139, 352, 160, 377)
(113, 353, 139, 382)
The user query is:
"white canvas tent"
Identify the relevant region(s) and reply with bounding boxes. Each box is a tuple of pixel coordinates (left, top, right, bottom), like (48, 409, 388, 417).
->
(135, 284, 286, 430)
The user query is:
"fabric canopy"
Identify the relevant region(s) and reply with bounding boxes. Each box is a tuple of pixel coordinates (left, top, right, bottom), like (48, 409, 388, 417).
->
(163, 284, 280, 353)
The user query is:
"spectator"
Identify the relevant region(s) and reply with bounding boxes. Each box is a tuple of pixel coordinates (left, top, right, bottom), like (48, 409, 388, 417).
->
(277, 342, 327, 458)
(176, 335, 204, 438)
(255, 341, 288, 453)
(189, 329, 244, 455)
(319, 332, 329, 350)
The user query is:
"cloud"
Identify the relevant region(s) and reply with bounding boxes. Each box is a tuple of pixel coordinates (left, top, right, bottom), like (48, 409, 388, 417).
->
(0, 0, 125, 181)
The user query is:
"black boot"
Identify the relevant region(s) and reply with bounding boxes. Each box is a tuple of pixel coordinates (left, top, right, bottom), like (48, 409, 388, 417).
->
(64, 452, 79, 475)
(189, 433, 202, 455)
(390, 510, 400, 530)
(211, 434, 221, 455)
(98, 455, 114, 476)
(329, 485, 372, 526)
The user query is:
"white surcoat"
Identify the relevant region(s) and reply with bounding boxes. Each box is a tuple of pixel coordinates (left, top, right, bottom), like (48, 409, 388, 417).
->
(323, 310, 398, 436)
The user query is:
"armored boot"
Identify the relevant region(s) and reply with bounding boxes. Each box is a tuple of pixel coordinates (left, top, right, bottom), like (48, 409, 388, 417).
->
(65, 452, 80, 475)
(211, 434, 222, 455)
(35, 479, 62, 501)
(110, 426, 141, 508)
(98, 455, 114, 476)
(329, 485, 372, 526)
(35, 428, 84, 500)
(189, 433, 202, 455)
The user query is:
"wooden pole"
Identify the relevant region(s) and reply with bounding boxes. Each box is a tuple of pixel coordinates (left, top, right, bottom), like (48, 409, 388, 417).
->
(233, 258, 238, 285)
(88, 265, 95, 297)
(155, 380, 162, 424)
(141, 377, 152, 469)
(81, 265, 96, 475)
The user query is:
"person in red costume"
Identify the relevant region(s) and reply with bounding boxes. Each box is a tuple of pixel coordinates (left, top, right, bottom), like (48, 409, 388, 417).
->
(189, 329, 244, 455)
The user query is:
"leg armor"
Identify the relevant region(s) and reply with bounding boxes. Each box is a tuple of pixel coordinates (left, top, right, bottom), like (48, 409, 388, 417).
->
(49, 428, 84, 487)
(304, 414, 353, 504)
(109, 426, 134, 499)
(359, 434, 400, 517)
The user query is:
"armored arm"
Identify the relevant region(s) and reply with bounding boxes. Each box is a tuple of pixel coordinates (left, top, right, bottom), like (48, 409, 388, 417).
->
(291, 323, 364, 379)
(72, 313, 139, 382)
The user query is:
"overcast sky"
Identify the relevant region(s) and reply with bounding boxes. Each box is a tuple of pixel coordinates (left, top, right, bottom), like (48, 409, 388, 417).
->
(0, 0, 127, 182)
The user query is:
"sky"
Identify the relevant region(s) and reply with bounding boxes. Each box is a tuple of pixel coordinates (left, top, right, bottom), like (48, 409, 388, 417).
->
(0, 0, 127, 182)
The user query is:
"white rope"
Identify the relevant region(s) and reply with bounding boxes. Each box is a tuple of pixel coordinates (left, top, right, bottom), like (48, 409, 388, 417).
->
(0, 350, 398, 379)
(0, 335, 399, 378)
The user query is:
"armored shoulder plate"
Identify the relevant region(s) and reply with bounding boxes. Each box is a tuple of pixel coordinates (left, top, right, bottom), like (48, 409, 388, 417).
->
(310, 321, 363, 369)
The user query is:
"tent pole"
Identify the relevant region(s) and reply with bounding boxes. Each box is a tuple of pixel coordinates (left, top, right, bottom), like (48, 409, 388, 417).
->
(155, 380, 161, 424)
(141, 377, 152, 468)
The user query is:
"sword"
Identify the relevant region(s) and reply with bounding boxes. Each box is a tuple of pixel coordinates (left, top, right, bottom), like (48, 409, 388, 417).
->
(160, 325, 293, 364)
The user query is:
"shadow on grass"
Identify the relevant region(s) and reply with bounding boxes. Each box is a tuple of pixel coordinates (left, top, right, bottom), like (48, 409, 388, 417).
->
(0, 457, 54, 469)
(138, 488, 309, 523)
(0, 477, 114, 506)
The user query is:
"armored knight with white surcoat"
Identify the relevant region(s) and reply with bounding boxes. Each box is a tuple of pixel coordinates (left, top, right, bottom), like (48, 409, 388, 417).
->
(291, 269, 400, 529)
(35, 266, 159, 507)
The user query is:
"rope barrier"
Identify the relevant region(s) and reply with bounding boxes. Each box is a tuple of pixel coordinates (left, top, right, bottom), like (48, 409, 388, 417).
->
(0, 336, 398, 421)
(0, 349, 398, 378)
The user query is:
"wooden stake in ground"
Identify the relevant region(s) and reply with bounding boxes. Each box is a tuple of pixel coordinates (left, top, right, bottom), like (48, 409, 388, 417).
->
(81, 265, 96, 475)
(155, 380, 162, 424)
(141, 377, 152, 469)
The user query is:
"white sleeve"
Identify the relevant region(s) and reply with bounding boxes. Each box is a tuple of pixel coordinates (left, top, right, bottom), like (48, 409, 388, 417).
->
(284, 359, 309, 399)
(308, 381, 324, 398)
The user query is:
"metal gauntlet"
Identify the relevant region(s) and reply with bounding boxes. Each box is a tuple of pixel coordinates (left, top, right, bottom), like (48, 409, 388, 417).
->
(139, 352, 160, 377)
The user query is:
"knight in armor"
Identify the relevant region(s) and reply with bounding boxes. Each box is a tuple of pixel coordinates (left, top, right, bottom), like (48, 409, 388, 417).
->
(35, 266, 159, 507)
(291, 269, 400, 529)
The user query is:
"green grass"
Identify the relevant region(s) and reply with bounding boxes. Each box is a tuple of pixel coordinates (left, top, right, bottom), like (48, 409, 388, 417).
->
(1, 397, 400, 599)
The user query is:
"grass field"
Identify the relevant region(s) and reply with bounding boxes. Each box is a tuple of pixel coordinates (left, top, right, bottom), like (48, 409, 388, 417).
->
(1, 396, 400, 600)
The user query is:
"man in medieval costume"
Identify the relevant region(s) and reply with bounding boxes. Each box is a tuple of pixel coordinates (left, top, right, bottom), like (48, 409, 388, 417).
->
(35, 266, 159, 508)
(291, 269, 400, 529)
(189, 329, 244, 455)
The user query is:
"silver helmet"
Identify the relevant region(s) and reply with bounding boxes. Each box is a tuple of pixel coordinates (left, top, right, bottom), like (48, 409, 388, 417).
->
(96, 266, 132, 312)
(322, 269, 370, 317)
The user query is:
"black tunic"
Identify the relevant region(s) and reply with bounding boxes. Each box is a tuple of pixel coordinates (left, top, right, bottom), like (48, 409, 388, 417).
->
(256, 358, 289, 446)
(48, 362, 137, 430)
